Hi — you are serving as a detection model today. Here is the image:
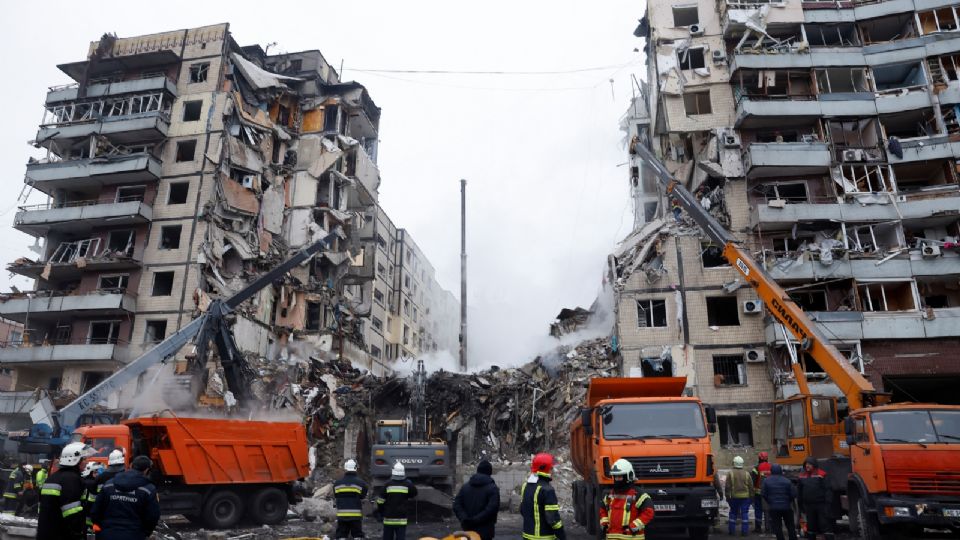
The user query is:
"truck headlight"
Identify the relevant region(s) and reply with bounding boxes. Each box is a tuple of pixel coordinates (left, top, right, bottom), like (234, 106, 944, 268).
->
(701, 498, 719, 508)
(883, 506, 911, 518)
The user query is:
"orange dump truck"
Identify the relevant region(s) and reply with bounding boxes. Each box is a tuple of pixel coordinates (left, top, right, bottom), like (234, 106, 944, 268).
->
(570, 377, 718, 540)
(73, 416, 310, 529)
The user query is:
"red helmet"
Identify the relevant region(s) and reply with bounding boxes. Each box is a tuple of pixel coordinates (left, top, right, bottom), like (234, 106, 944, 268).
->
(758, 452, 769, 461)
(531, 453, 555, 474)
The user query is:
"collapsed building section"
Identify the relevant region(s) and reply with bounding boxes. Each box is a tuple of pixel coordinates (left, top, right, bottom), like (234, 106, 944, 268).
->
(626, 0, 960, 465)
(0, 25, 458, 435)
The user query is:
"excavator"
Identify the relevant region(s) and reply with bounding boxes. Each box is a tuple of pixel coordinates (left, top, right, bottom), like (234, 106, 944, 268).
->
(14, 232, 339, 457)
(634, 143, 960, 539)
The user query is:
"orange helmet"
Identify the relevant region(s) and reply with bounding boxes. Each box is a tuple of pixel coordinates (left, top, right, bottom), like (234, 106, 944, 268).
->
(758, 451, 769, 461)
(531, 453, 555, 474)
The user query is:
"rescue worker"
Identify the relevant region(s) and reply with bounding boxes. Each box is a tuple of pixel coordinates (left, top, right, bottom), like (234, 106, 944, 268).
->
(97, 449, 126, 491)
(37, 442, 88, 540)
(797, 457, 833, 540)
(80, 461, 102, 530)
(598, 459, 654, 540)
(15, 465, 36, 516)
(453, 460, 500, 540)
(376, 463, 418, 540)
(35, 460, 50, 488)
(762, 464, 798, 540)
(334, 458, 368, 539)
(724, 456, 754, 537)
(90, 455, 160, 540)
(2, 463, 27, 514)
(520, 453, 565, 540)
(752, 451, 772, 533)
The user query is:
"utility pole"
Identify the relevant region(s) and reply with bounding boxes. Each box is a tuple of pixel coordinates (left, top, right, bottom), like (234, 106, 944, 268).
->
(460, 179, 468, 372)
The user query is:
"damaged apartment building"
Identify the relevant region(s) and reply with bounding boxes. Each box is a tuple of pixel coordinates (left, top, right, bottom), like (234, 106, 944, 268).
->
(618, 0, 960, 464)
(0, 24, 458, 430)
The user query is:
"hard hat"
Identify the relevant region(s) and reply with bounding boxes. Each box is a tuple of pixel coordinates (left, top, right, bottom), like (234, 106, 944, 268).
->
(758, 451, 769, 461)
(60, 442, 89, 467)
(81, 461, 100, 478)
(531, 453, 555, 475)
(733, 456, 745, 469)
(344, 459, 358, 473)
(131, 456, 152, 472)
(391, 462, 405, 479)
(610, 458, 636, 482)
(23, 464, 33, 473)
(108, 449, 125, 466)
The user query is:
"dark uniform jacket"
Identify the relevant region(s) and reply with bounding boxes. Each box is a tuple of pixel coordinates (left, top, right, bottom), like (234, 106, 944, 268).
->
(761, 474, 797, 512)
(453, 473, 500, 540)
(96, 464, 125, 492)
(334, 472, 368, 521)
(37, 465, 85, 540)
(377, 478, 418, 526)
(797, 468, 832, 507)
(520, 473, 565, 540)
(90, 470, 161, 540)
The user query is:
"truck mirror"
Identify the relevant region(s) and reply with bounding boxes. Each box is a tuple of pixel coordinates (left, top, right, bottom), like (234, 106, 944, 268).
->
(581, 409, 593, 435)
(843, 417, 855, 436)
(708, 422, 717, 434)
(705, 406, 717, 424)
(846, 434, 857, 447)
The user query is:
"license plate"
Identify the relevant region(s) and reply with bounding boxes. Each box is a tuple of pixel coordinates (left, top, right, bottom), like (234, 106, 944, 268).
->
(944, 509, 960, 517)
(654, 504, 676, 512)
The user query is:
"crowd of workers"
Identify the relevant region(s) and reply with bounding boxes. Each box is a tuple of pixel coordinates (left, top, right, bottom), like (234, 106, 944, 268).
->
(1, 442, 160, 539)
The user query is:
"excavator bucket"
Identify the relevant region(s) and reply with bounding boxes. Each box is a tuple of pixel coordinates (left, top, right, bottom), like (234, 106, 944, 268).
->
(586, 377, 686, 407)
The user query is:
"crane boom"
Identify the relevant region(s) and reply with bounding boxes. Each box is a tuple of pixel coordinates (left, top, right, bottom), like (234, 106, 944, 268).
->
(633, 144, 884, 410)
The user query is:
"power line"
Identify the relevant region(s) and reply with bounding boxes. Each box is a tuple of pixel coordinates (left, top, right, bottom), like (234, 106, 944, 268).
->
(349, 62, 633, 76)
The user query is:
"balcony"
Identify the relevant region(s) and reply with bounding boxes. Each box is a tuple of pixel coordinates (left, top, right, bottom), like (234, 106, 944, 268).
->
(25, 152, 161, 195)
(7, 237, 140, 281)
(46, 76, 178, 104)
(0, 290, 136, 323)
(767, 256, 960, 281)
(14, 199, 152, 237)
(743, 142, 832, 178)
(764, 307, 960, 341)
(0, 392, 37, 416)
(753, 192, 960, 229)
(886, 135, 960, 163)
(35, 92, 171, 150)
(0, 340, 128, 366)
(731, 49, 867, 72)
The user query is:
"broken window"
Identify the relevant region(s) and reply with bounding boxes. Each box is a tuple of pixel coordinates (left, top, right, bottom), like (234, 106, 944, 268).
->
(80, 372, 110, 393)
(404, 275, 411, 289)
(88, 321, 121, 345)
(678, 48, 706, 71)
(846, 222, 904, 255)
(182, 100, 202, 122)
(168, 182, 189, 205)
(306, 302, 322, 331)
(859, 13, 917, 43)
(815, 68, 870, 93)
(881, 109, 938, 140)
(377, 263, 386, 276)
(403, 299, 410, 316)
(175, 140, 197, 162)
(918, 6, 959, 35)
(683, 91, 712, 115)
(736, 70, 814, 98)
(892, 160, 956, 192)
(97, 274, 129, 291)
(873, 62, 926, 92)
(701, 243, 728, 267)
(790, 289, 829, 311)
(833, 164, 894, 194)
(828, 118, 881, 154)
(189, 62, 209, 83)
(372, 317, 383, 331)
(706, 297, 740, 326)
(759, 182, 809, 203)
(719, 415, 754, 446)
(159, 225, 182, 249)
(106, 230, 135, 256)
(144, 320, 167, 343)
(376, 234, 387, 249)
(857, 280, 919, 312)
(374, 289, 385, 305)
(640, 356, 674, 377)
(323, 105, 340, 133)
(116, 185, 146, 202)
(370, 345, 382, 358)
(403, 325, 410, 346)
(673, 6, 699, 26)
(713, 354, 747, 385)
(637, 299, 668, 328)
(804, 23, 861, 47)
(919, 279, 960, 308)
(935, 54, 960, 83)
(152, 271, 174, 296)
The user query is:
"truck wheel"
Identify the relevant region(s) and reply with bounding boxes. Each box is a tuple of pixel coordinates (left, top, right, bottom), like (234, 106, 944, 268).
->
(203, 490, 245, 529)
(852, 493, 881, 540)
(250, 487, 289, 525)
(688, 526, 709, 540)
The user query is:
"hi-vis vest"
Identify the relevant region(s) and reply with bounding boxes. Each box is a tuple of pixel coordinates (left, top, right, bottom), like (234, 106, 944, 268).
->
(599, 488, 654, 540)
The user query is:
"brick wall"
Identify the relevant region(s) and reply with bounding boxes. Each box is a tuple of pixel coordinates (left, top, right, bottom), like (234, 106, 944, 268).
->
(863, 338, 960, 388)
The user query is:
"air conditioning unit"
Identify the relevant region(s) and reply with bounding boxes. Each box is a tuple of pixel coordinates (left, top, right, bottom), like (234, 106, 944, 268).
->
(241, 175, 257, 189)
(723, 132, 742, 148)
(922, 245, 942, 258)
(743, 299, 763, 314)
(745, 348, 766, 363)
(712, 49, 726, 64)
(689, 24, 704, 36)
(842, 149, 863, 162)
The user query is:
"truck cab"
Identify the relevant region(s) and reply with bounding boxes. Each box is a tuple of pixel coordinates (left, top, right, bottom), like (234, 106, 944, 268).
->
(844, 404, 960, 538)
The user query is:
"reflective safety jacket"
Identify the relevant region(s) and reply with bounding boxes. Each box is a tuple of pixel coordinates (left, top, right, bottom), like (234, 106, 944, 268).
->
(334, 472, 368, 521)
(376, 478, 418, 526)
(37, 466, 85, 540)
(520, 473, 565, 540)
(35, 469, 48, 488)
(3, 468, 24, 500)
(752, 461, 772, 490)
(599, 487, 655, 540)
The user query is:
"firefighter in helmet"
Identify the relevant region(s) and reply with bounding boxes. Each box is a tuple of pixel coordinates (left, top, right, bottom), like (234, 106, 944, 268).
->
(599, 459, 655, 539)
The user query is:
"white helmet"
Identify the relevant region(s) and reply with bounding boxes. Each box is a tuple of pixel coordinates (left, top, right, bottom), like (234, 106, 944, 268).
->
(22, 464, 33, 473)
(108, 449, 125, 466)
(610, 458, 635, 482)
(391, 462, 405, 479)
(60, 442, 89, 467)
(81, 462, 100, 478)
(344, 459, 358, 473)
(733, 456, 745, 469)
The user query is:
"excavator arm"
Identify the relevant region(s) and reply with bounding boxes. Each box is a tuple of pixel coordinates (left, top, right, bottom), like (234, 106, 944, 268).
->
(633, 144, 886, 411)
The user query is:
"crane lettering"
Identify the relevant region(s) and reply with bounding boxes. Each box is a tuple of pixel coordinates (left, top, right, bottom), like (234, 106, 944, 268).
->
(770, 298, 809, 342)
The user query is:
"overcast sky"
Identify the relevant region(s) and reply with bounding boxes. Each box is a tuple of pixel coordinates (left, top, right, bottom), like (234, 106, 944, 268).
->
(0, 1, 643, 369)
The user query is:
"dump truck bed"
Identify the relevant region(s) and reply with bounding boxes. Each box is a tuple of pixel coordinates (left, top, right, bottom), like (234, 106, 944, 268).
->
(125, 416, 310, 485)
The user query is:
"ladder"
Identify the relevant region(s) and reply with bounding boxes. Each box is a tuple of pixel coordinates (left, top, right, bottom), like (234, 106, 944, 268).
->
(928, 57, 946, 85)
